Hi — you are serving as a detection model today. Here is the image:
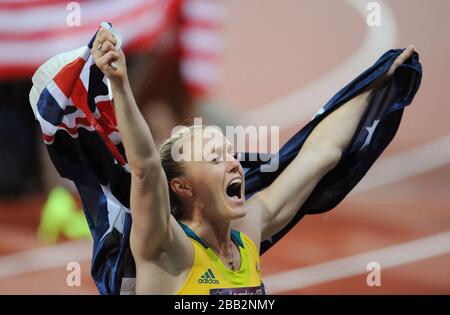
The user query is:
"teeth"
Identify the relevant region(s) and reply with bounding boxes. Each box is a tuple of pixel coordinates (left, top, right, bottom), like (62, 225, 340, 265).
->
(229, 178, 241, 186)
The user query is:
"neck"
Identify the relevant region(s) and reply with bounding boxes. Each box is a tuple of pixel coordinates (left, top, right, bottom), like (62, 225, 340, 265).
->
(180, 197, 237, 251)
(180, 203, 239, 271)
(181, 215, 233, 252)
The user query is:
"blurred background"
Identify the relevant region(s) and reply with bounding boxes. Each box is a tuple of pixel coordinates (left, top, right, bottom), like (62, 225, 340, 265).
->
(0, 0, 449, 294)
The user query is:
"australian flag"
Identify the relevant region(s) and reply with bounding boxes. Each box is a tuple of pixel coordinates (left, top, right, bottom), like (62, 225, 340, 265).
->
(29, 26, 422, 294)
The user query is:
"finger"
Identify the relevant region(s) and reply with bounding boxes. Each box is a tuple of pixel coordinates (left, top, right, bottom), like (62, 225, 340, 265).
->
(396, 45, 415, 65)
(91, 44, 103, 61)
(403, 45, 415, 59)
(96, 31, 116, 48)
(97, 50, 120, 70)
(96, 33, 116, 49)
(389, 45, 415, 74)
(94, 28, 106, 49)
(91, 39, 108, 60)
(99, 40, 116, 53)
(91, 40, 116, 63)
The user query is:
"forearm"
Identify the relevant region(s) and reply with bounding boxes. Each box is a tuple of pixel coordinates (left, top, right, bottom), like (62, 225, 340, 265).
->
(256, 47, 416, 239)
(257, 88, 374, 234)
(305, 88, 373, 152)
(257, 144, 338, 239)
(111, 77, 160, 173)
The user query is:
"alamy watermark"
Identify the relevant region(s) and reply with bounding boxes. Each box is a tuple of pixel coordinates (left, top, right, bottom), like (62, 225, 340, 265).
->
(366, 261, 382, 287)
(66, 262, 81, 287)
(170, 118, 280, 172)
(66, 2, 81, 27)
(367, 2, 381, 27)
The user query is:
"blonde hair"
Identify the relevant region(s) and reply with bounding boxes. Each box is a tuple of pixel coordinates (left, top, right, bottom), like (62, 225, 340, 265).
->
(159, 125, 206, 220)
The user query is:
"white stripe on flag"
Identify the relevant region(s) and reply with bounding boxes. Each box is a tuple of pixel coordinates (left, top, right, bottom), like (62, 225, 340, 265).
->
(0, 0, 156, 33)
(62, 108, 87, 130)
(46, 80, 68, 110)
(109, 131, 122, 145)
(182, 0, 225, 23)
(94, 95, 111, 105)
(29, 46, 87, 117)
(180, 27, 223, 54)
(43, 125, 96, 145)
(79, 56, 93, 91)
(100, 184, 131, 240)
(0, 1, 169, 64)
(181, 58, 221, 87)
(93, 107, 101, 120)
(36, 109, 58, 135)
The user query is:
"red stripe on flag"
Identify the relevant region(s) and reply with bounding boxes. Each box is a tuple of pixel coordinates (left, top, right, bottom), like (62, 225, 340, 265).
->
(0, 0, 167, 41)
(43, 115, 93, 142)
(53, 57, 87, 98)
(59, 117, 92, 135)
(0, 64, 37, 80)
(123, 0, 179, 53)
(43, 133, 54, 143)
(96, 100, 118, 127)
(42, 124, 93, 144)
(70, 77, 127, 166)
(180, 48, 221, 62)
(184, 81, 215, 97)
(180, 20, 222, 31)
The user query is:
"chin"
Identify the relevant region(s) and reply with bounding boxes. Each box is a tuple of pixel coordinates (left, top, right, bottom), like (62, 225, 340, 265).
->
(225, 200, 246, 219)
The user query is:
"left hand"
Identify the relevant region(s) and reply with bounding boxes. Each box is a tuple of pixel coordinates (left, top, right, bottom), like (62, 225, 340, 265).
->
(371, 45, 416, 90)
(387, 45, 415, 76)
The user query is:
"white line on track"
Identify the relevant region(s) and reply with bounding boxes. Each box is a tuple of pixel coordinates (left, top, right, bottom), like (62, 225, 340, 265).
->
(264, 230, 450, 293)
(0, 240, 91, 280)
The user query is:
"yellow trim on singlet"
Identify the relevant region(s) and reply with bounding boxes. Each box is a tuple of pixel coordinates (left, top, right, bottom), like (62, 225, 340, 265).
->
(176, 224, 263, 295)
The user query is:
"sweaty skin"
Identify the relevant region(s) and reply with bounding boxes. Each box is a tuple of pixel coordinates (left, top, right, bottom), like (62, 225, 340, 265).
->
(91, 26, 415, 294)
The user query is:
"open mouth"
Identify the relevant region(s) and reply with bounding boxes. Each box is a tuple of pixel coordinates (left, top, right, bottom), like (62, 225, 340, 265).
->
(225, 177, 242, 200)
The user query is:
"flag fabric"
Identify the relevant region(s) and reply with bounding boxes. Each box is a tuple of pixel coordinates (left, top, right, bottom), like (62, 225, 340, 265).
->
(179, 0, 225, 95)
(0, 0, 223, 96)
(245, 49, 422, 253)
(29, 25, 422, 294)
(0, 0, 178, 79)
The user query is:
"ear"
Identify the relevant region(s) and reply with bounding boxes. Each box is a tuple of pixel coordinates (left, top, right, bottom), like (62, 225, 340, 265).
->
(170, 177, 193, 199)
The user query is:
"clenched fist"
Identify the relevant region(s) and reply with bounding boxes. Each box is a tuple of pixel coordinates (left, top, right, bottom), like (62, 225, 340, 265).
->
(91, 26, 127, 84)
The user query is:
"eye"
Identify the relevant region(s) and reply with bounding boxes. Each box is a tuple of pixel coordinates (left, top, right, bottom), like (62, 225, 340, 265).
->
(210, 155, 220, 163)
(233, 152, 238, 160)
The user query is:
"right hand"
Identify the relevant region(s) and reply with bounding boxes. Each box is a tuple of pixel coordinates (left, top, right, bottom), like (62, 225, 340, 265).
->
(91, 27, 127, 84)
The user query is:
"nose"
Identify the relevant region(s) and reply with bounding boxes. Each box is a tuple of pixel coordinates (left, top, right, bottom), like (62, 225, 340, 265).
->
(226, 153, 241, 174)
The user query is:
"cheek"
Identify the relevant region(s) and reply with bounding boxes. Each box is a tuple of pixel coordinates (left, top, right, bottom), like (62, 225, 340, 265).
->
(191, 171, 221, 200)
(193, 164, 224, 188)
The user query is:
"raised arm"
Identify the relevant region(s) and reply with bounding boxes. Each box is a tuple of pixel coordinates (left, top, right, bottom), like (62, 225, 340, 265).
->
(238, 46, 415, 245)
(91, 28, 192, 267)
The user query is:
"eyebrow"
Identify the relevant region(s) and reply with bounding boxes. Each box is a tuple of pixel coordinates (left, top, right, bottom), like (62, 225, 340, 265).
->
(227, 144, 235, 153)
(210, 143, 234, 156)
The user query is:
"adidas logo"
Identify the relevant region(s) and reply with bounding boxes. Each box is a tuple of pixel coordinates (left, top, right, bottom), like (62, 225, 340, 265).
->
(198, 268, 219, 284)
